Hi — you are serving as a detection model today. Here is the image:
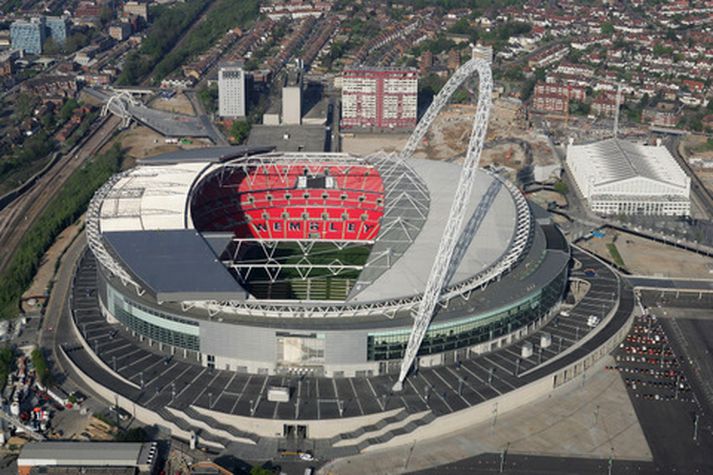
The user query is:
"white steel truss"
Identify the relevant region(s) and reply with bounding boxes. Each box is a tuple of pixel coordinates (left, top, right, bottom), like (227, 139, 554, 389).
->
(225, 238, 367, 283)
(87, 61, 534, 322)
(101, 91, 139, 128)
(393, 59, 494, 391)
(86, 170, 143, 294)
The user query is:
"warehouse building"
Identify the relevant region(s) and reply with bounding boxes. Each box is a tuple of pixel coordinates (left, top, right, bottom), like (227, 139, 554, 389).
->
(17, 441, 158, 475)
(566, 138, 690, 216)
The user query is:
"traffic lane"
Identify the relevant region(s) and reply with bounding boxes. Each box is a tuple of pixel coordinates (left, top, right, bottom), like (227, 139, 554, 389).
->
(628, 277, 713, 291)
(407, 453, 655, 474)
(662, 317, 713, 417)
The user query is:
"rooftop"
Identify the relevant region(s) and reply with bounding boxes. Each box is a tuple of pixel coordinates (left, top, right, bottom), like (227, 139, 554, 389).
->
(567, 138, 689, 189)
(247, 125, 327, 153)
(103, 230, 247, 301)
(18, 442, 153, 468)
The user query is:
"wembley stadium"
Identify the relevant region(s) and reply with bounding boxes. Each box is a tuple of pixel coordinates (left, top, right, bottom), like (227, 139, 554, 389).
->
(79, 60, 573, 388)
(83, 143, 570, 379)
(54, 60, 639, 457)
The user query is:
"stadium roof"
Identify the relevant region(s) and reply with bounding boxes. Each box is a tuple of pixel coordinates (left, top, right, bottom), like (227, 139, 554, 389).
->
(103, 230, 246, 301)
(567, 138, 689, 189)
(137, 145, 274, 165)
(99, 162, 211, 232)
(350, 159, 520, 303)
(93, 150, 529, 305)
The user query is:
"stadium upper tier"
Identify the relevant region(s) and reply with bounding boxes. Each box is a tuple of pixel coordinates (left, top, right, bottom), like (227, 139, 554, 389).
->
(190, 163, 385, 242)
(88, 147, 532, 313)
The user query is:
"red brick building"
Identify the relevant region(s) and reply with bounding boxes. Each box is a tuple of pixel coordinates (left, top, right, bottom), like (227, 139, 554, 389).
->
(532, 93, 568, 114)
(341, 67, 418, 130)
(592, 94, 618, 117)
(534, 82, 586, 101)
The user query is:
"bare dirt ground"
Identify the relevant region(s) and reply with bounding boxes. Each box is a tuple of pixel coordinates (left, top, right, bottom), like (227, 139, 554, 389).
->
(341, 103, 558, 177)
(682, 135, 713, 195)
(104, 125, 211, 163)
(21, 219, 83, 313)
(341, 133, 410, 156)
(527, 189, 567, 209)
(580, 230, 713, 278)
(697, 169, 713, 197)
(149, 92, 196, 116)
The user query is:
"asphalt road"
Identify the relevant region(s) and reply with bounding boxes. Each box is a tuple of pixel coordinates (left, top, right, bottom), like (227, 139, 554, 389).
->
(408, 453, 655, 474)
(627, 277, 713, 291)
(40, 231, 93, 397)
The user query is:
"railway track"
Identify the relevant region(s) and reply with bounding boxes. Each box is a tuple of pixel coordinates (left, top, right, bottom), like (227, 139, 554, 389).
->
(0, 114, 122, 274)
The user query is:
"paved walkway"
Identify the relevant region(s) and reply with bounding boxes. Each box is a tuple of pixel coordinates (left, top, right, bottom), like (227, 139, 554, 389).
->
(319, 359, 652, 475)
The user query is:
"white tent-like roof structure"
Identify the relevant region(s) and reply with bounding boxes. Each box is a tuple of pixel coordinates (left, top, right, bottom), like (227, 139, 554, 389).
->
(567, 138, 690, 200)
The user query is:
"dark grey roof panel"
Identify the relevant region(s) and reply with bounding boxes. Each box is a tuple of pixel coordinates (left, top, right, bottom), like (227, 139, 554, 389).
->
(103, 230, 246, 301)
(247, 125, 327, 152)
(202, 232, 234, 258)
(137, 146, 274, 165)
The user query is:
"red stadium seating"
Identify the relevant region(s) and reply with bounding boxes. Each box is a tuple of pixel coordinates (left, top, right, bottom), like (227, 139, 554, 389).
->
(191, 162, 385, 241)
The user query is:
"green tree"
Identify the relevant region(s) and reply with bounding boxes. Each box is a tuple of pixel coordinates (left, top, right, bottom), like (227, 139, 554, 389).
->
(43, 38, 61, 55)
(521, 78, 536, 101)
(553, 180, 568, 195)
(59, 99, 80, 122)
(0, 143, 124, 318)
(15, 93, 37, 121)
(653, 43, 673, 57)
(63, 31, 91, 54)
(197, 84, 218, 113)
(100, 7, 114, 26)
(230, 121, 251, 144)
(0, 347, 14, 390)
(31, 348, 51, 386)
(451, 88, 469, 103)
(250, 467, 274, 475)
(569, 101, 591, 116)
(601, 22, 614, 36)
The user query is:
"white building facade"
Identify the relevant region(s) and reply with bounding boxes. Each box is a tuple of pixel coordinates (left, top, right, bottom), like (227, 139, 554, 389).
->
(566, 138, 690, 216)
(218, 64, 246, 118)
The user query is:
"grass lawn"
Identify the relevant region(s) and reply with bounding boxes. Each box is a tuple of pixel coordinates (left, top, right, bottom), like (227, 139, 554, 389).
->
(606, 243, 626, 268)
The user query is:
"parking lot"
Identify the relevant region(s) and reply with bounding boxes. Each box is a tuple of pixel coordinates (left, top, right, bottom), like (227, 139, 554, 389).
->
(58, 248, 627, 426)
(611, 312, 713, 472)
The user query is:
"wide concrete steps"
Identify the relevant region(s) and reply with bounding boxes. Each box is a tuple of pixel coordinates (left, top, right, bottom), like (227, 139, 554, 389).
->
(157, 408, 230, 449)
(315, 409, 436, 457)
(182, 406, 261, 443)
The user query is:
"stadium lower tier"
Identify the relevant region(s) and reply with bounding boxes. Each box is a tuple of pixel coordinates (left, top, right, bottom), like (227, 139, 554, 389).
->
(94, 222, 570, 378)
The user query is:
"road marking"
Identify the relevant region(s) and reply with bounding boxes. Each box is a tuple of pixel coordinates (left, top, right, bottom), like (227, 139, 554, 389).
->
(213, 371, 238, 408)
(173, 368, 208, 403)
(348, 378, 365, 416)
(230, 375, 253, 415)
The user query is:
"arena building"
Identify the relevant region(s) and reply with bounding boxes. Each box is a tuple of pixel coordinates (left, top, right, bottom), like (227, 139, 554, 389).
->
(59, 61, 639, 457)
(566, 138, 690, 216)
(86, 145, 569, 379)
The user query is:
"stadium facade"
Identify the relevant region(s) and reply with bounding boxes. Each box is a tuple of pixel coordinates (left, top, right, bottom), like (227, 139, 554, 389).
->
(86, 146, 569, 378)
